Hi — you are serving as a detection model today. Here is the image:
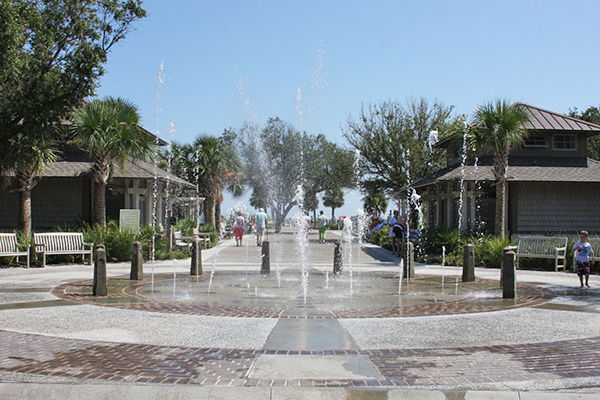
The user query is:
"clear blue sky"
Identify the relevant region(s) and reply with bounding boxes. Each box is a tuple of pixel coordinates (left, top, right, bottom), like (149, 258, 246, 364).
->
(96, 0, 600, 217)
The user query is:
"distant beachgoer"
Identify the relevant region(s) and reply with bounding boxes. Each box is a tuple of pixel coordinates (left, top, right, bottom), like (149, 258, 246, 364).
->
(572, 230, 595, 288)
(388, 210, 398, 254)
(234, 211, 245, 246)
(254, 208, 268, 246)
(317, 210, 329, 244)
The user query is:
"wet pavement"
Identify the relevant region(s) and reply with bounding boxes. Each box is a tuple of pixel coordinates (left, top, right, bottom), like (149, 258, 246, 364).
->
(1, 226, 600, 399)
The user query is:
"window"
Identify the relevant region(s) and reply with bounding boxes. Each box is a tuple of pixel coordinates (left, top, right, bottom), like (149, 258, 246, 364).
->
(523, 135, 548, 148)
(553, 134, 577, 150)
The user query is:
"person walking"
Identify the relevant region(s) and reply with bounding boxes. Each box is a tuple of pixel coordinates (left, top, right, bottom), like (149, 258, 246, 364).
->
(254, 208, 268, 246)
(234, 211, 245, 247)
(388, 210, 398, 254)
(572, 230, 595, 288)
(317, 210, 329, 244)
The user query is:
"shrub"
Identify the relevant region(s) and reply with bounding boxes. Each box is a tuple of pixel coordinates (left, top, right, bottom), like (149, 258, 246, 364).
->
(467, 235, 514, 269)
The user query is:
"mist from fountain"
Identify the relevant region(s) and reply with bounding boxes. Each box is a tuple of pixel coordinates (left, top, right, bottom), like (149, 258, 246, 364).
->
(342, 217, 354, 297)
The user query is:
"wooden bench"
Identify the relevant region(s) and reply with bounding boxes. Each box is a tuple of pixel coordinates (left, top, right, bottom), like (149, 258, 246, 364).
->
(515, 235, 568, 271)
(33, 232, 93, 267)
(174, 230, 211, 250)
(192, 228, 211, 249)
(0, 233, 30, 268)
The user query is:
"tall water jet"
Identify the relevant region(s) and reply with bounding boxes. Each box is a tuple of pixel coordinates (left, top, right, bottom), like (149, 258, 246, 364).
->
(294, 184, 310, 304)
(342, 216, 354, 297)
(457, 124, 469, 234)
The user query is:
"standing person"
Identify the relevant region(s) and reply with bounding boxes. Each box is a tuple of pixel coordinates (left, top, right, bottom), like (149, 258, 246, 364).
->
(317, 210, 329, 244)
(572, 230, 595, 288)
(254, 208, 268, 247)
(304, 212, 312, 232)
(388, 210, 398, 254)
(234, 211, 245, 247)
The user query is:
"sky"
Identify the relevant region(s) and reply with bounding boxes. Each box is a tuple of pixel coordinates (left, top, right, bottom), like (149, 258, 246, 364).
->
(95, 0, 600, 218)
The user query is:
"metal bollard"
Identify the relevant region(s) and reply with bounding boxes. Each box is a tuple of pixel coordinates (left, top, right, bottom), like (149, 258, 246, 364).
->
(93, 244, 107, 296)
(261, 241, 270, 274)
(405, 241, 415, 279)
(191, 238, 202, 276)
(503, 250, 516, 299)
(130, 241, 143, 280)
(333, 241, 343, 275)
(462, 243, 475, 282)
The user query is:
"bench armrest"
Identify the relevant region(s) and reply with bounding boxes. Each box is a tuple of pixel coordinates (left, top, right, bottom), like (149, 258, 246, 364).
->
(16, 243, 30, 250)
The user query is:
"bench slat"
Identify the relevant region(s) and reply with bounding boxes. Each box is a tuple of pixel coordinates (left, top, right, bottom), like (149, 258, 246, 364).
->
(34, 233, 93, 267)
(515, 236, 568, 271)
(0, 233, 30, 268)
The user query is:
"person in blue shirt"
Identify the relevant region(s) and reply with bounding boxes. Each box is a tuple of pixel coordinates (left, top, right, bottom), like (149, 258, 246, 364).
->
(254, 208, 268, 246)
(572, 230, 595, 288)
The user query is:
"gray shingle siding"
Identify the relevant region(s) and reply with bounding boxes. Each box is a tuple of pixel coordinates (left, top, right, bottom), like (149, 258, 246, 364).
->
(514, 182, 600, 234)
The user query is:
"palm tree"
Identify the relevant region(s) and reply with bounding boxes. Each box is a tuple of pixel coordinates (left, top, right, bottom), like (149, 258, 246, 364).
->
(173, 135, 242, 230)
(2, 135, 59, 236)
(468, 100, 530, 238)
(323, 187, 345, 220)
(71, 97, 157, 227)
(363, 192, 387, 219)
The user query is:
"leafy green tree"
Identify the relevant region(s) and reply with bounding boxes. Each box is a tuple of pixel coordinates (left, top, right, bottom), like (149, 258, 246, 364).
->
(467, 100, 530, 238)
(240, 118, 356, 231)
(363, 192, 387, 219)
(323, 187, 345, 220)
(304, 192, 319, 220)
(71, 97, 157, 227)
(569, 106, 600, 161)
(344, 97, 462, 196)
(0, 0, 146, 234)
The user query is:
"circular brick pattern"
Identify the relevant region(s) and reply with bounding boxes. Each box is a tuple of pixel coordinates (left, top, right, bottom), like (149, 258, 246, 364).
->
(51, 273, 554, 318)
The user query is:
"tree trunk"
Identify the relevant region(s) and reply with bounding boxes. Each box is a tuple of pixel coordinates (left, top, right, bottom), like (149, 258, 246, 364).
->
(331, 208, 336, 221)
(15, 169, 38, 237)
(214, 201, 221, 235)
(493, 147, 509, 238)
(93, 155, 111, 228)
(18, 186, 32, 237)
(204, 195, 215, 229)
(94, 180, 107, 227)
(495, 180, 506, 238)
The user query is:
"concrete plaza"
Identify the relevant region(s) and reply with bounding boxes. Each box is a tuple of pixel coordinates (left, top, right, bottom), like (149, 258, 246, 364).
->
(0, 227, 599, 399)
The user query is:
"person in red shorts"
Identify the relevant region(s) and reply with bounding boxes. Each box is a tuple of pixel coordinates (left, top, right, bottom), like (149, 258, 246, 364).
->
(234, 211, 245, 247)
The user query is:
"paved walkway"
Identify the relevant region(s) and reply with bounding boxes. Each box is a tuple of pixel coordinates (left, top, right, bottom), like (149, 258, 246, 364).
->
(1, 227, 600, 399)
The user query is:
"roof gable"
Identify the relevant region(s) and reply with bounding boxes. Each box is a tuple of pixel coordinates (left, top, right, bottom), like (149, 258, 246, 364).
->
(517, 103, 600, 132)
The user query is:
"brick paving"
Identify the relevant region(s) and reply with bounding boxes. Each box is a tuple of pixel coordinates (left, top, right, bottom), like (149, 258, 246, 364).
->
(51, 276, 554, 319)
(2, 231, 599, 391)
(1, 329, 599, 388)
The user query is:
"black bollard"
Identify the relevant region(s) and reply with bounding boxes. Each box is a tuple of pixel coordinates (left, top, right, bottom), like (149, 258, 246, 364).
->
(462, 243, 475, 282)
(191, 238, 202, 276)
(130, 241, 143, 280)
(405, 241, 415, 279)
(500, 245, 518, 288)
(502, 250, 516, 299)
(333, 240, 343, 275)
(261, 241, 270, 274)
(93, 244, 107, 296)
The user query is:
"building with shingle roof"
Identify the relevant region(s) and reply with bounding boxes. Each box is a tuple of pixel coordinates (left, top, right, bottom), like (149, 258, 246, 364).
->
(412, 104, 600, 235)
(0, 141, 198, 231)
